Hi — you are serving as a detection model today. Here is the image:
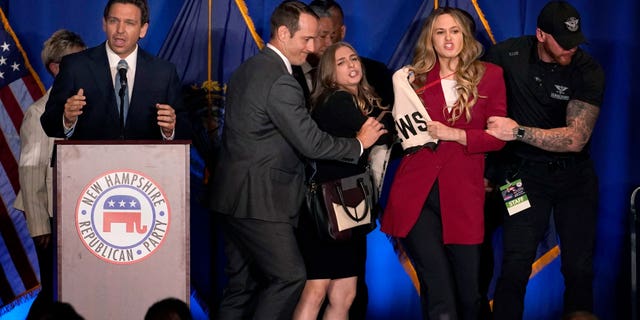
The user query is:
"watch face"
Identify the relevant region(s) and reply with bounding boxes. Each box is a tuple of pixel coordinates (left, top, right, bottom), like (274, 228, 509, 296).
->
(517, 128, 525, 138)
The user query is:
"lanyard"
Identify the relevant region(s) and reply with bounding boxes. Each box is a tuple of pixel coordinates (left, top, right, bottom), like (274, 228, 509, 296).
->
(415, 71, 455, 94)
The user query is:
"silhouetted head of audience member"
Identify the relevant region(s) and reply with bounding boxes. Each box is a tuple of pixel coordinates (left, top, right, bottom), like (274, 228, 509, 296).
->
(144, 297, 192, 320)
(562, 310, 599, 320)
(26, 301, 84, 320)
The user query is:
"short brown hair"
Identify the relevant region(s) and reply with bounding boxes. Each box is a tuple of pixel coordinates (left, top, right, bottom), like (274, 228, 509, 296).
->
(104, 0, 150, 25)
(269, 1, 317, 39)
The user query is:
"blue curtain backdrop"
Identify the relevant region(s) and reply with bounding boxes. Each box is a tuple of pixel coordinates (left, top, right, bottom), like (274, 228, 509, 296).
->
(3, 1, 638, 319)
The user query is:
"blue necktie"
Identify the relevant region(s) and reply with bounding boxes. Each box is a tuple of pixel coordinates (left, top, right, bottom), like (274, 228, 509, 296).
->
(115, 59, 129, 123)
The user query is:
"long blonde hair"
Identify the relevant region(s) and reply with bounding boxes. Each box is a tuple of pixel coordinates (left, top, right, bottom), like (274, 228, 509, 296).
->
(412, 7, 485, 123)
(311, 42, 383, 114)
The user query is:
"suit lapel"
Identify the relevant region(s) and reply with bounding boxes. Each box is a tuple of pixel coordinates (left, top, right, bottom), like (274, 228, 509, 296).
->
(88, 43, 120, 123)
(129, 48, 151, 117)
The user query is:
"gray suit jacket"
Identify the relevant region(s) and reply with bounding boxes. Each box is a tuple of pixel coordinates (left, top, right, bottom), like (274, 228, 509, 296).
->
(209, 47, 360, 224)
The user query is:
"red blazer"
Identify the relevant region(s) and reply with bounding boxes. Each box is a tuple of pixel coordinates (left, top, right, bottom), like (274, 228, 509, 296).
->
(381, 62, 506, 244)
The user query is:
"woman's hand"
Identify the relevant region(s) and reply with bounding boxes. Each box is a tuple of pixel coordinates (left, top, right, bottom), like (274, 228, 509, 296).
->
(427, 121, 467, 145)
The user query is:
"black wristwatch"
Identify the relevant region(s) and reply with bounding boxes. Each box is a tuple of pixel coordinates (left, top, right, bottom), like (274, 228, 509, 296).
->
(515, 127, 526, 140)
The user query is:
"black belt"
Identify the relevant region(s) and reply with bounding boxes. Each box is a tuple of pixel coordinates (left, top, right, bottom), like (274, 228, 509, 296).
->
(518, 154, 589, 172)
(404, 141, 438, 155)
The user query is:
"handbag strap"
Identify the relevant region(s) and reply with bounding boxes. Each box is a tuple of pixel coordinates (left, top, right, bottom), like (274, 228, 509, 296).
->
(305, 160, 318, 185)
(335, 176, 371, 222)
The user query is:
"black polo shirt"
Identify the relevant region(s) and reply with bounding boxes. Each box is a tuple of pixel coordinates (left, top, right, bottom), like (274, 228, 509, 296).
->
(484, 36, 605, 161)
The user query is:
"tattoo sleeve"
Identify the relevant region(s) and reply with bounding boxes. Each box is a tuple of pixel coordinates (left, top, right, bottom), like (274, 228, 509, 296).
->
(518, 99, 600, 152)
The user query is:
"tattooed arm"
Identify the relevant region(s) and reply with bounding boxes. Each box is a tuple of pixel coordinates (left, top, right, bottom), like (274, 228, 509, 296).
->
(485, 99, 600, 152)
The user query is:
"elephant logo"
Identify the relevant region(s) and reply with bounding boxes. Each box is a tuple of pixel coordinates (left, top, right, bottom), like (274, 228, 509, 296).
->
(102, 195, 148, 234)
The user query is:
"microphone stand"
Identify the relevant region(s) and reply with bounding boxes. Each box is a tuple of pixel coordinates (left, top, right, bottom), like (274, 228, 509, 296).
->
(119, 85, 126, 140)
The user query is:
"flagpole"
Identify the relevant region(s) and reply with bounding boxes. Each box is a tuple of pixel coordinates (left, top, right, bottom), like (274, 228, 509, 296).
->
(208, 0, 213, 84)
(631, 187, 639, 320)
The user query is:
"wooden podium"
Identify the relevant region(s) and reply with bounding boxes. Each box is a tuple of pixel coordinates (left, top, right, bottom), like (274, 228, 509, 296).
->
(54, 141, 190, 319)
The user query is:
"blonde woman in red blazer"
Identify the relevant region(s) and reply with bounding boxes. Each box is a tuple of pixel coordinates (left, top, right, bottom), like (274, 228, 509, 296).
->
(381, 7, 506, 320)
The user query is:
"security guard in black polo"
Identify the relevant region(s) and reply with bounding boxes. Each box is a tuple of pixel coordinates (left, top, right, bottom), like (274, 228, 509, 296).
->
(482, 1, 605, 319)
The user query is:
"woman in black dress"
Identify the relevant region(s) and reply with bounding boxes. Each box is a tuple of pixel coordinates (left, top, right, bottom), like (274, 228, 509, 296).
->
(293, 42, 393, 320)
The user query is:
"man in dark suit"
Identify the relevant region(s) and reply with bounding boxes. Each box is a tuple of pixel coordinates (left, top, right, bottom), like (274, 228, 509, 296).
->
(41, 0, 189, 140)
(208, 1, 386, 319)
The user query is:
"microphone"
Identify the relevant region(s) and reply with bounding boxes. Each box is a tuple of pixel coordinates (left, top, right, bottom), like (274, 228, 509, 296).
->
(117, 60, 128, 96)
(117, 60, 128, 139)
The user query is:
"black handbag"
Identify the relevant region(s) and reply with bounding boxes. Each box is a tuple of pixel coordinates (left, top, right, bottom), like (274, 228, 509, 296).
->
(305, 166, 377, 241)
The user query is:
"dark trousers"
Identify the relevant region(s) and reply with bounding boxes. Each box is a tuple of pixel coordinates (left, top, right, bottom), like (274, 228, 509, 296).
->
(492, 159, 598, 319)
(403, 182, 482, 320)
(217, 216, 306, 320)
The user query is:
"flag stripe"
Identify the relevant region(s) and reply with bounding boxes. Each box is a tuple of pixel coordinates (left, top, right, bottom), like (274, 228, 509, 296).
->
(20, 75, 42, 107)
(0, 254, 15, 304)
(0, 85, 23, 130)
(0, 201, 38, 299)
(0, 228, 25, 302)
(0, 160, 17, 205)
(0, 132, 19, 191)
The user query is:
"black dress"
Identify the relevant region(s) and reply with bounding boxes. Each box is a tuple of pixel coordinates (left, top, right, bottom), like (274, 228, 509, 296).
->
(297, 90, 393, 279)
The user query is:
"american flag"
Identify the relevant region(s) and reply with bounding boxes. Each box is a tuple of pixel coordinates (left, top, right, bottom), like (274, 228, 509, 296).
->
(0, 7, 45, 313)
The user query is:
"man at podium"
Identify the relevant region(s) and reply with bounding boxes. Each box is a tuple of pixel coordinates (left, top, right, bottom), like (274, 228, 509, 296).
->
(40, 0, 190, 141)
